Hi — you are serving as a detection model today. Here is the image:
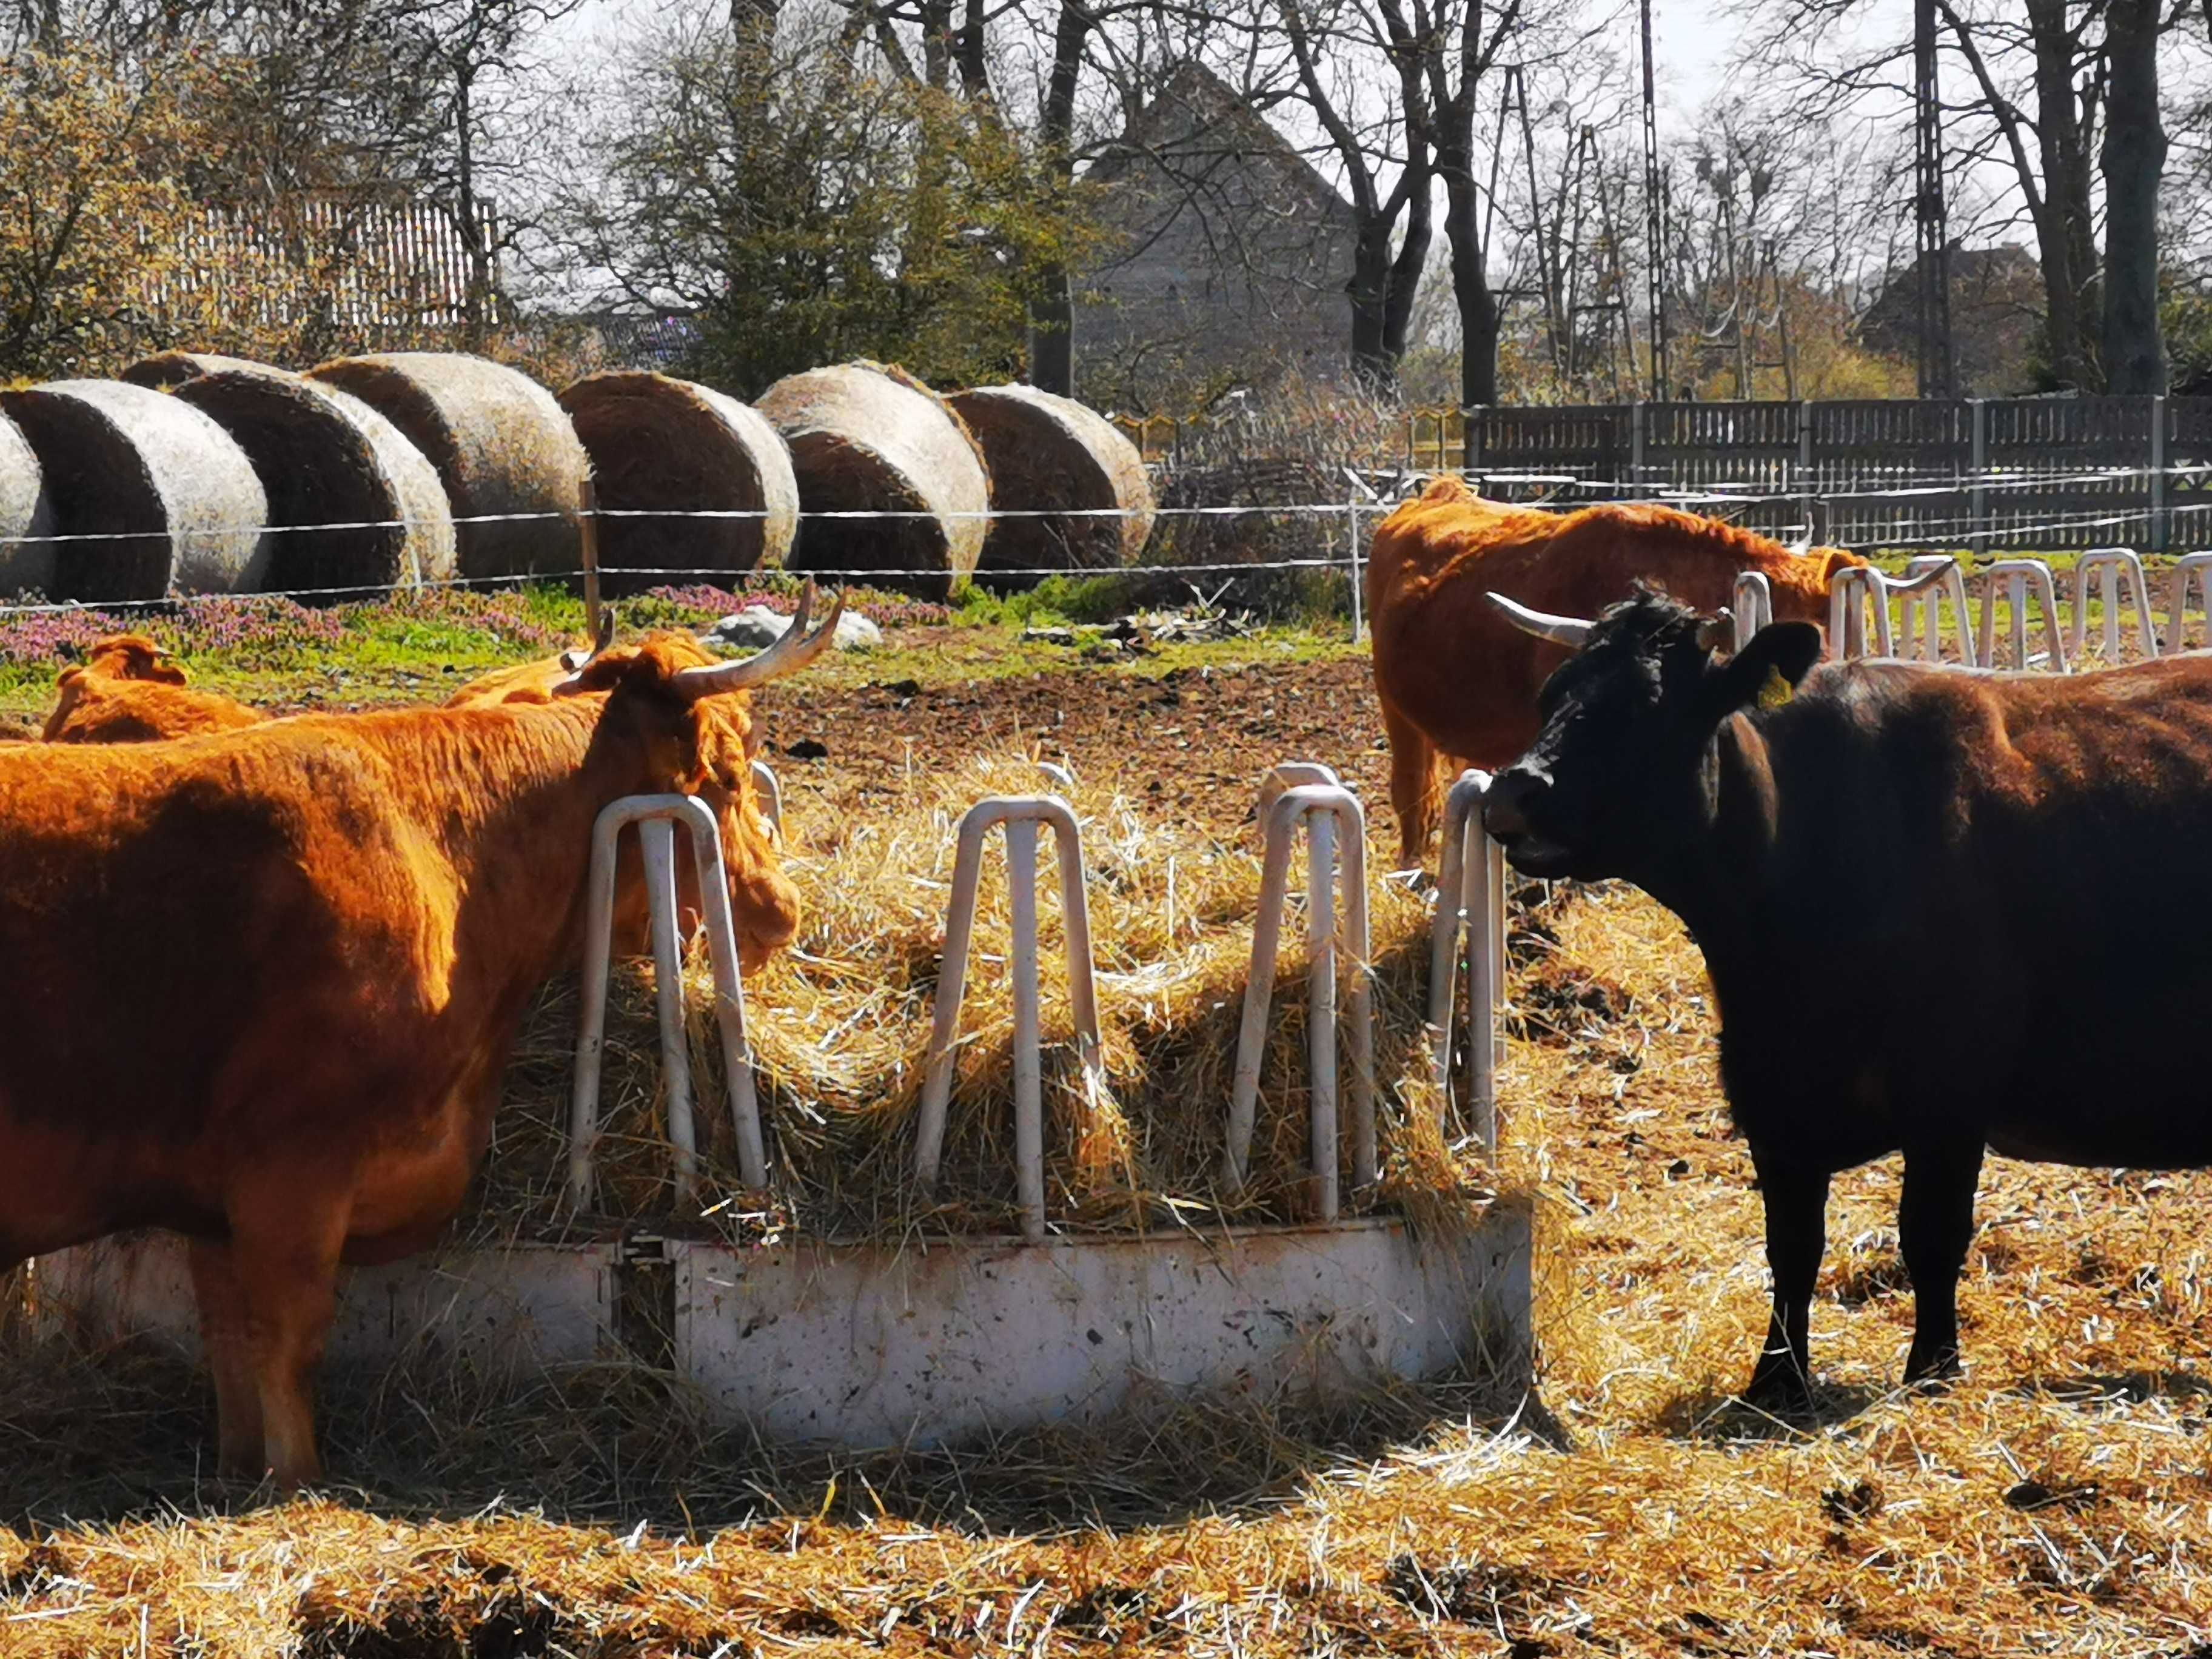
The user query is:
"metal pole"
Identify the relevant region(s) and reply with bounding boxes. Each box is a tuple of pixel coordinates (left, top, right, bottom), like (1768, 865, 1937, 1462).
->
(1223, 809, 1298, 1192)
(1307, 808, 1339, 1222)
(640, 818, 700, 1205)
(678, 796, 768, 1190)
(1007, 818, 1046, 1241)
(914, 821, 991, 1195)
(566, 812, 624, 1212)
(1347, 492, 1365, 643)
(578, 476, 604, 646)
(1465, 812, 1499, 1155)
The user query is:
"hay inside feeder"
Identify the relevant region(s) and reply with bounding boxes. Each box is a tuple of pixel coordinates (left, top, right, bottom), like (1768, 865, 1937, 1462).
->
(307, 352, 588, 581)
(469, 752, 1487, 1247)
(756, 361, 991, 597)
(172, 368, 457, 597)
(0, 380, 271, 603)
(0, 408, 55, 597)
(558, 372, 797, 594)
(948, 385, 1156, 586)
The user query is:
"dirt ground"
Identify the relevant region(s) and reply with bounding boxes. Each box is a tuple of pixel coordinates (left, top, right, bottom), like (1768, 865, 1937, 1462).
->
(5, 639, 2212, 1655)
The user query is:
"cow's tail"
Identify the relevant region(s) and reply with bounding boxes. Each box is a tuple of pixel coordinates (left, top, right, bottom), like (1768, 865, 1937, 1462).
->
(1381, 697, 1444, 871)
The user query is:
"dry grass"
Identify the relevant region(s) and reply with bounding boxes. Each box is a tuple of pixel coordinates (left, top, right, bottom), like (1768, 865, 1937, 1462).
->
(7, 823, 2212, 1652)
(470, 750, 1483, 1245)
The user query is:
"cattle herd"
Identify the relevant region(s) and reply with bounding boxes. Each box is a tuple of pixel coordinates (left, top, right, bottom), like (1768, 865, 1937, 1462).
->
(5, 465, 2212, 1490)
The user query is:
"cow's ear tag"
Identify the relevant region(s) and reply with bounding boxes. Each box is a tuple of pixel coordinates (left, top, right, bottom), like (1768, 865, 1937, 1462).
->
(1757, 666, 1794, 710)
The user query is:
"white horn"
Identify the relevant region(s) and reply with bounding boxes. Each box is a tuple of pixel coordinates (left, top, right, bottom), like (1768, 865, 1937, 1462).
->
(558, 608, 617, 672)
(670, 582, 844, 700)
(1486, 591, 1594, 648)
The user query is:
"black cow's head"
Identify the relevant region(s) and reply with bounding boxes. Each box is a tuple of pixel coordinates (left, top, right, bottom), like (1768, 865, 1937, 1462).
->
(1481, 587, 1822, 884)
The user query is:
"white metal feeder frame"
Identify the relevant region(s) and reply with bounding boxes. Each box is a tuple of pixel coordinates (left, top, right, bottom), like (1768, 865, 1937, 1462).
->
(1827, 561, 1956, 661)
(1896, 556, 1979, 667)
(911, 794, 1105, 1243)
(749, 759, 783, 833)
(2167, 552, 2212, 654)
(2068, 547, 2161, 665)
(1223, 765, 1375, 1221)
(1429, 770, 1506, 1156)
(1731, 571, 1774, 650)
(1971, 559, 2070, 671)
(568, 793, 767, 1212)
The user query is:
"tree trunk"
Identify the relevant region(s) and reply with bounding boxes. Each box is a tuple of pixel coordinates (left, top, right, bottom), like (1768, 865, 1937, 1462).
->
(1382, 154, 1430, 369)
(957, 0, 989, 98)
(2026, 0, 2097, 386)
(1441, 150, 1498, 406)
(1349, 213, 1394, 389)
(1026, 0, 1087, 395)
(2100, 0, 2168, 393)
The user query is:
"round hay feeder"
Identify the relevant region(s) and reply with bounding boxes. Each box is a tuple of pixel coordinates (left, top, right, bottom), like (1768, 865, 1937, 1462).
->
(558, 372, 797, 593)
(947, 386, 1155, 586)
(755, 362, 990, 596)
(307, 352, 587, 581)
(121, 351, 289, 392)
(0, 380, 271, 602)
(170, 368, 457, 598)
(0, 408, 56, 597)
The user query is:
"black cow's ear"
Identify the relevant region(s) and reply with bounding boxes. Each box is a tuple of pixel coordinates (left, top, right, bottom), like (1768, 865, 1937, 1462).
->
(1705, 622, 1823, 716)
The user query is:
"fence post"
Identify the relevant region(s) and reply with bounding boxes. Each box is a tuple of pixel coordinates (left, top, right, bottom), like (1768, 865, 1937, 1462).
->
(2152, 394, 2170, 554)
(1461, 404, 1484, 481)
(1970, 398, 1989, 557)
(1796, 399, 1815, 545)
(1346, 488, 1366, 643)
(1631, 400, 1647, 500)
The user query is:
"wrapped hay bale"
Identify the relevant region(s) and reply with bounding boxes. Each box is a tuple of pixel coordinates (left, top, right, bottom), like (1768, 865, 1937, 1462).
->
(0, 409, 55, 597)
(947, 385, 1155, 586)
(121, 351, 287, 392)
(0, 380, 270, 602)
(756, 361, 990, 594)
(307, 351, 586, 580)
(170, 368, 457, 597)
(558, 371, 797, 593)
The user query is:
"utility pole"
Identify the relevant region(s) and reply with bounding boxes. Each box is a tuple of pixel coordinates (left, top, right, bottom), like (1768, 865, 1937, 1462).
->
(1913, 0, 1957, 398)
(1640, 0, 1669, 401)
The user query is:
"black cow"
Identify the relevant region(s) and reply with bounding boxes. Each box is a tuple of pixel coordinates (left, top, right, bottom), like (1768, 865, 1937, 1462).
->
(1480, 585, 2212, 1406)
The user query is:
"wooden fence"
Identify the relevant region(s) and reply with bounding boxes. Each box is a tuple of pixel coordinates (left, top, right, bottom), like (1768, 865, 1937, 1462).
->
(131, 199, 501, 333)
(1460, 397, 2212, 554)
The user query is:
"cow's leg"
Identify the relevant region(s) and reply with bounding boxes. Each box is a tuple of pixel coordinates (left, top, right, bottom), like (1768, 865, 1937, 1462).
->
(226, 1189, 350, 1491)
(1899, 1139, 1983, 1386)
(1744, 1154, 1829, 1409)
(186, 1238, 264, 1477)
(1382, 700, 1441, 870)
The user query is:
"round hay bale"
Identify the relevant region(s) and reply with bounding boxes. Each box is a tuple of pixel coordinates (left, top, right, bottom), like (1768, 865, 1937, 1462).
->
(0, 380, 270, 602)
(754, 361, 990, 595)
(306, 351, 586, 581)
(120, 351, 287, 392)
(557, 371, 797, 594)
(0, 409, 56, 597)
(171, 369, 457, 598)
(946, 385, 1155, 586)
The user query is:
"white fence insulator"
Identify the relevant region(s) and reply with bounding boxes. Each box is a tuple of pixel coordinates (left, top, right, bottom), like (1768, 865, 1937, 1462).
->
(1897, 556, 1979, 668)
(1731, 572, 1773, 651)
(2068, 547, 2161, 665)
(912, 796, 1105, 1242)
(1428, 771, 1505, 1155)
(749, 759, 783, 834)
(1827, 562, 1954, 661)
(1971, 559, 2070, 671)
(569, 794, 766, 1212)
(1222, 778, 1375, 1220)
(2168, 552, 2212, 654)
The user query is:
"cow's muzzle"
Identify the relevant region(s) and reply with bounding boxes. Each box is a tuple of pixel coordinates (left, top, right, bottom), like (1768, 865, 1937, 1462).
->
(1483, 767, 1575, 875)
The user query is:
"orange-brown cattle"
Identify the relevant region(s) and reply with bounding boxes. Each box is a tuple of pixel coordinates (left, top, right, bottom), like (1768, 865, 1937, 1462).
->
(1367, 478, 1868, 866)
(0, 595, 836, 1489)
(42, 634, 263, 743)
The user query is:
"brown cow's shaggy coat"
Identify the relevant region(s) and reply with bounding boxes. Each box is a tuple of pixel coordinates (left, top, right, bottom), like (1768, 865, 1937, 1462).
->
(42, 634, 263, 744)
(1367, 478, 1866, 866)
(0, 631, 805, 1489)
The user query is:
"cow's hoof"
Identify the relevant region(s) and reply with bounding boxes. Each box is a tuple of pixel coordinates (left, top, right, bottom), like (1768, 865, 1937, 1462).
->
(1902, 1349, 1962, 1392)
(1741, 1361, 1815, 1415)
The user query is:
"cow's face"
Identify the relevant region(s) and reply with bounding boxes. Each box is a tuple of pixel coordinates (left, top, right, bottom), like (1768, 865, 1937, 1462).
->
(1482, 589, 1821, 883)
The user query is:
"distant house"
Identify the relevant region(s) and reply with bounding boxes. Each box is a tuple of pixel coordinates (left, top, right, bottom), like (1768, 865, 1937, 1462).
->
(1074, 63, 1358, 409)
(1860, 243, 2045, 396)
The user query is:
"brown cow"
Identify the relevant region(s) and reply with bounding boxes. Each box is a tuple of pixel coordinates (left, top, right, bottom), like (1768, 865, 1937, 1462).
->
(1367, 478, 1869, 867)
(42, 634, 263, 744)
(0, 592, 838, 1489)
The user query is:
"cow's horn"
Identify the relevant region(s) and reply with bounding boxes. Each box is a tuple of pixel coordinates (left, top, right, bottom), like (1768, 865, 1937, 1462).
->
(1696, 610, 1735, 652)
(1486, 591, 1594, 648)
(1895, 561, 1954, 596)
(670, 582, 843, 699)
(559, 608, 617, 672)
